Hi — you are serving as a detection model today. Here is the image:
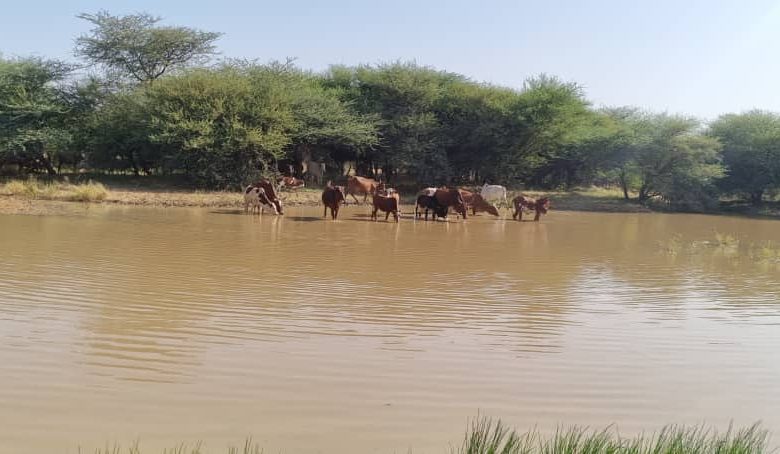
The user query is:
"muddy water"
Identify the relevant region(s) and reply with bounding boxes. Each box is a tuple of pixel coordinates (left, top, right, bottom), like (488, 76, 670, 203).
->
(1, 205, 779, 453)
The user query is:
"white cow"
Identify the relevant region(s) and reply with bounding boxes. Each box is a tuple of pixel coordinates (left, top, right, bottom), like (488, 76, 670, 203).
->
(419, 187, 438, 197)
(479, 183, 509, 209)
(243, 185, 278, 215)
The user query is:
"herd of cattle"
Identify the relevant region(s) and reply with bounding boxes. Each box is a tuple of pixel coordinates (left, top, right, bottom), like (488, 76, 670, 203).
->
(243, 175, 551, 222)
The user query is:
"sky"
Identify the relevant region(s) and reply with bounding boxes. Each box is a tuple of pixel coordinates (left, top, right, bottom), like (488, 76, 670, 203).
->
(2, 0, 779, 119)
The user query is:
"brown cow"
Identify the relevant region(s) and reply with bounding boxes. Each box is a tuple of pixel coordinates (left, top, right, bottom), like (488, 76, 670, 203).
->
(434, 188, 467, 220)
(345, 176, 383, 205)
(371, 189, 400, 222)
(251, 179, 284, 215)
(512, 195, 551, 221)
(277, 176, 305, 189)
(322, 182, 346, 220)
(458, 189, 500, 217)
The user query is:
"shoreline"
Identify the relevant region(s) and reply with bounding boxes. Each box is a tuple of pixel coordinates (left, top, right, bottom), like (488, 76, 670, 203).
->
(0, 179, 653, 214)
(2, 177, 779, 219)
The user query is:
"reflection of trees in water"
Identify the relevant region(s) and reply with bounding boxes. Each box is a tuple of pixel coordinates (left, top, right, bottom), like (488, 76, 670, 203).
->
(225, 218, 581, 354)
(570, 213, 780, 316)
(0, 214, 216, 383)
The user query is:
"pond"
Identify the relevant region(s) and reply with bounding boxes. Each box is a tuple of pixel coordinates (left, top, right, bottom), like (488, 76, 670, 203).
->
(1, 205, 779, 453)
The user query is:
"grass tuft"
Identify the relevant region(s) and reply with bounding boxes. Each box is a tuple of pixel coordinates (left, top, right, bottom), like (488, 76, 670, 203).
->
(457, 416, 534, 454)
(74, 420, 774, 454)
(3, 177, 41, 197)
(455, 417, 772, 454)
(65, 180, 108, 202)
(1, 178, 108, 202)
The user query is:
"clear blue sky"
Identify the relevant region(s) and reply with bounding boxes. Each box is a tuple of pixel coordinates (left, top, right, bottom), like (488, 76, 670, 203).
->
(2, 0, 779, 119)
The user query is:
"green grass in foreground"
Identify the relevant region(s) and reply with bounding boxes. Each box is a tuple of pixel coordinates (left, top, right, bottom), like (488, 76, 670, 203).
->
(83, 418, 774, 454)
(456, 417, 772, 454)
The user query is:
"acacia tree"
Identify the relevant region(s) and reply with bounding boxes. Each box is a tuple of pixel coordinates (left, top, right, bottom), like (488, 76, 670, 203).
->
(253, 63, 378, 175)
(509, 75, 595, 185)
(145, 67, 295, 187)
(709, 111, 780, 204)
(326, 63, 461, 182)
(81, 91, 162, 175)
(0, 57, 73, 175)
(604, 112, 723, 209)
(75, 11, 222, 84)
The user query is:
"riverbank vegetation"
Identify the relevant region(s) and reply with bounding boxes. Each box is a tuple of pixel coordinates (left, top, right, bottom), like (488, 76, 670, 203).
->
(1, 178, 107, 202)
(84, 418, 773, 453)
(2, 11, 780, 214)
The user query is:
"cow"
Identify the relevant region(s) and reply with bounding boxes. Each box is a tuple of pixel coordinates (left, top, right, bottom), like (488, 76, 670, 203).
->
(480, 183, 509, 209)
(371, 189, 401, 222)
(322, 182, 347, 220)
(277, 176, 305, 189)
(345, 176, 383, 205)
(434, 188, 468, 220)
(243, 185, 278, 215)
(458, 189, 500, 217)
(304, 160, 326, 185)
(414, 194, 449, 220)
(251, 179, 284, 215)
(512, 195, 551, 221)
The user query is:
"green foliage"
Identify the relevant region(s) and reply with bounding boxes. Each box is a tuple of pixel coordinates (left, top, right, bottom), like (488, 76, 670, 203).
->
(326, 62, 462, 181)
(512, 76, 611, 187)
(0, 57, 73, 175)
(455, 417, 772, 454)
(709, 110, 780, 204)
(600, 111, 723, 210)
(144, 66, 295, 187)
(75, 11, 222, 83)
(82, 91, 161, 174)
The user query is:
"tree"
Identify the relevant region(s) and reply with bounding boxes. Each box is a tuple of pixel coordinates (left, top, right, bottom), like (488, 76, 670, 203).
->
(81, 91, 162, 175)
(509, 75, 595, 186)
(245, 62, 378, 175)
(144, 67, 295, 187)
(709, 110, 780, 204)
(75, 11, 222, 84)
(0, 57, 74, 175)
(325, 63, 463, 182)
(435, 81, 518, 184)
(603, 111, 723, 209)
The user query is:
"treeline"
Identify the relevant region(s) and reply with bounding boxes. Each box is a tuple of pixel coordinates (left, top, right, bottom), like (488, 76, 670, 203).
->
(2, 11, 780, 210)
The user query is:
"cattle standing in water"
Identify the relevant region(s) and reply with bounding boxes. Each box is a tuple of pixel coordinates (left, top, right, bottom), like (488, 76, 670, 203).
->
(371, 189, 401, 222)
(480, 183, 509, 209)
(414, 194, 449, 220)
(512, 195, 551, 221)
(458, 189, 500, 217)
(243, 185, 277, 215)
(251, 179, 284, 215)
(345, 176, 383, 205)
(321, 183, 346, 220)
(434, 188, 468, 220)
